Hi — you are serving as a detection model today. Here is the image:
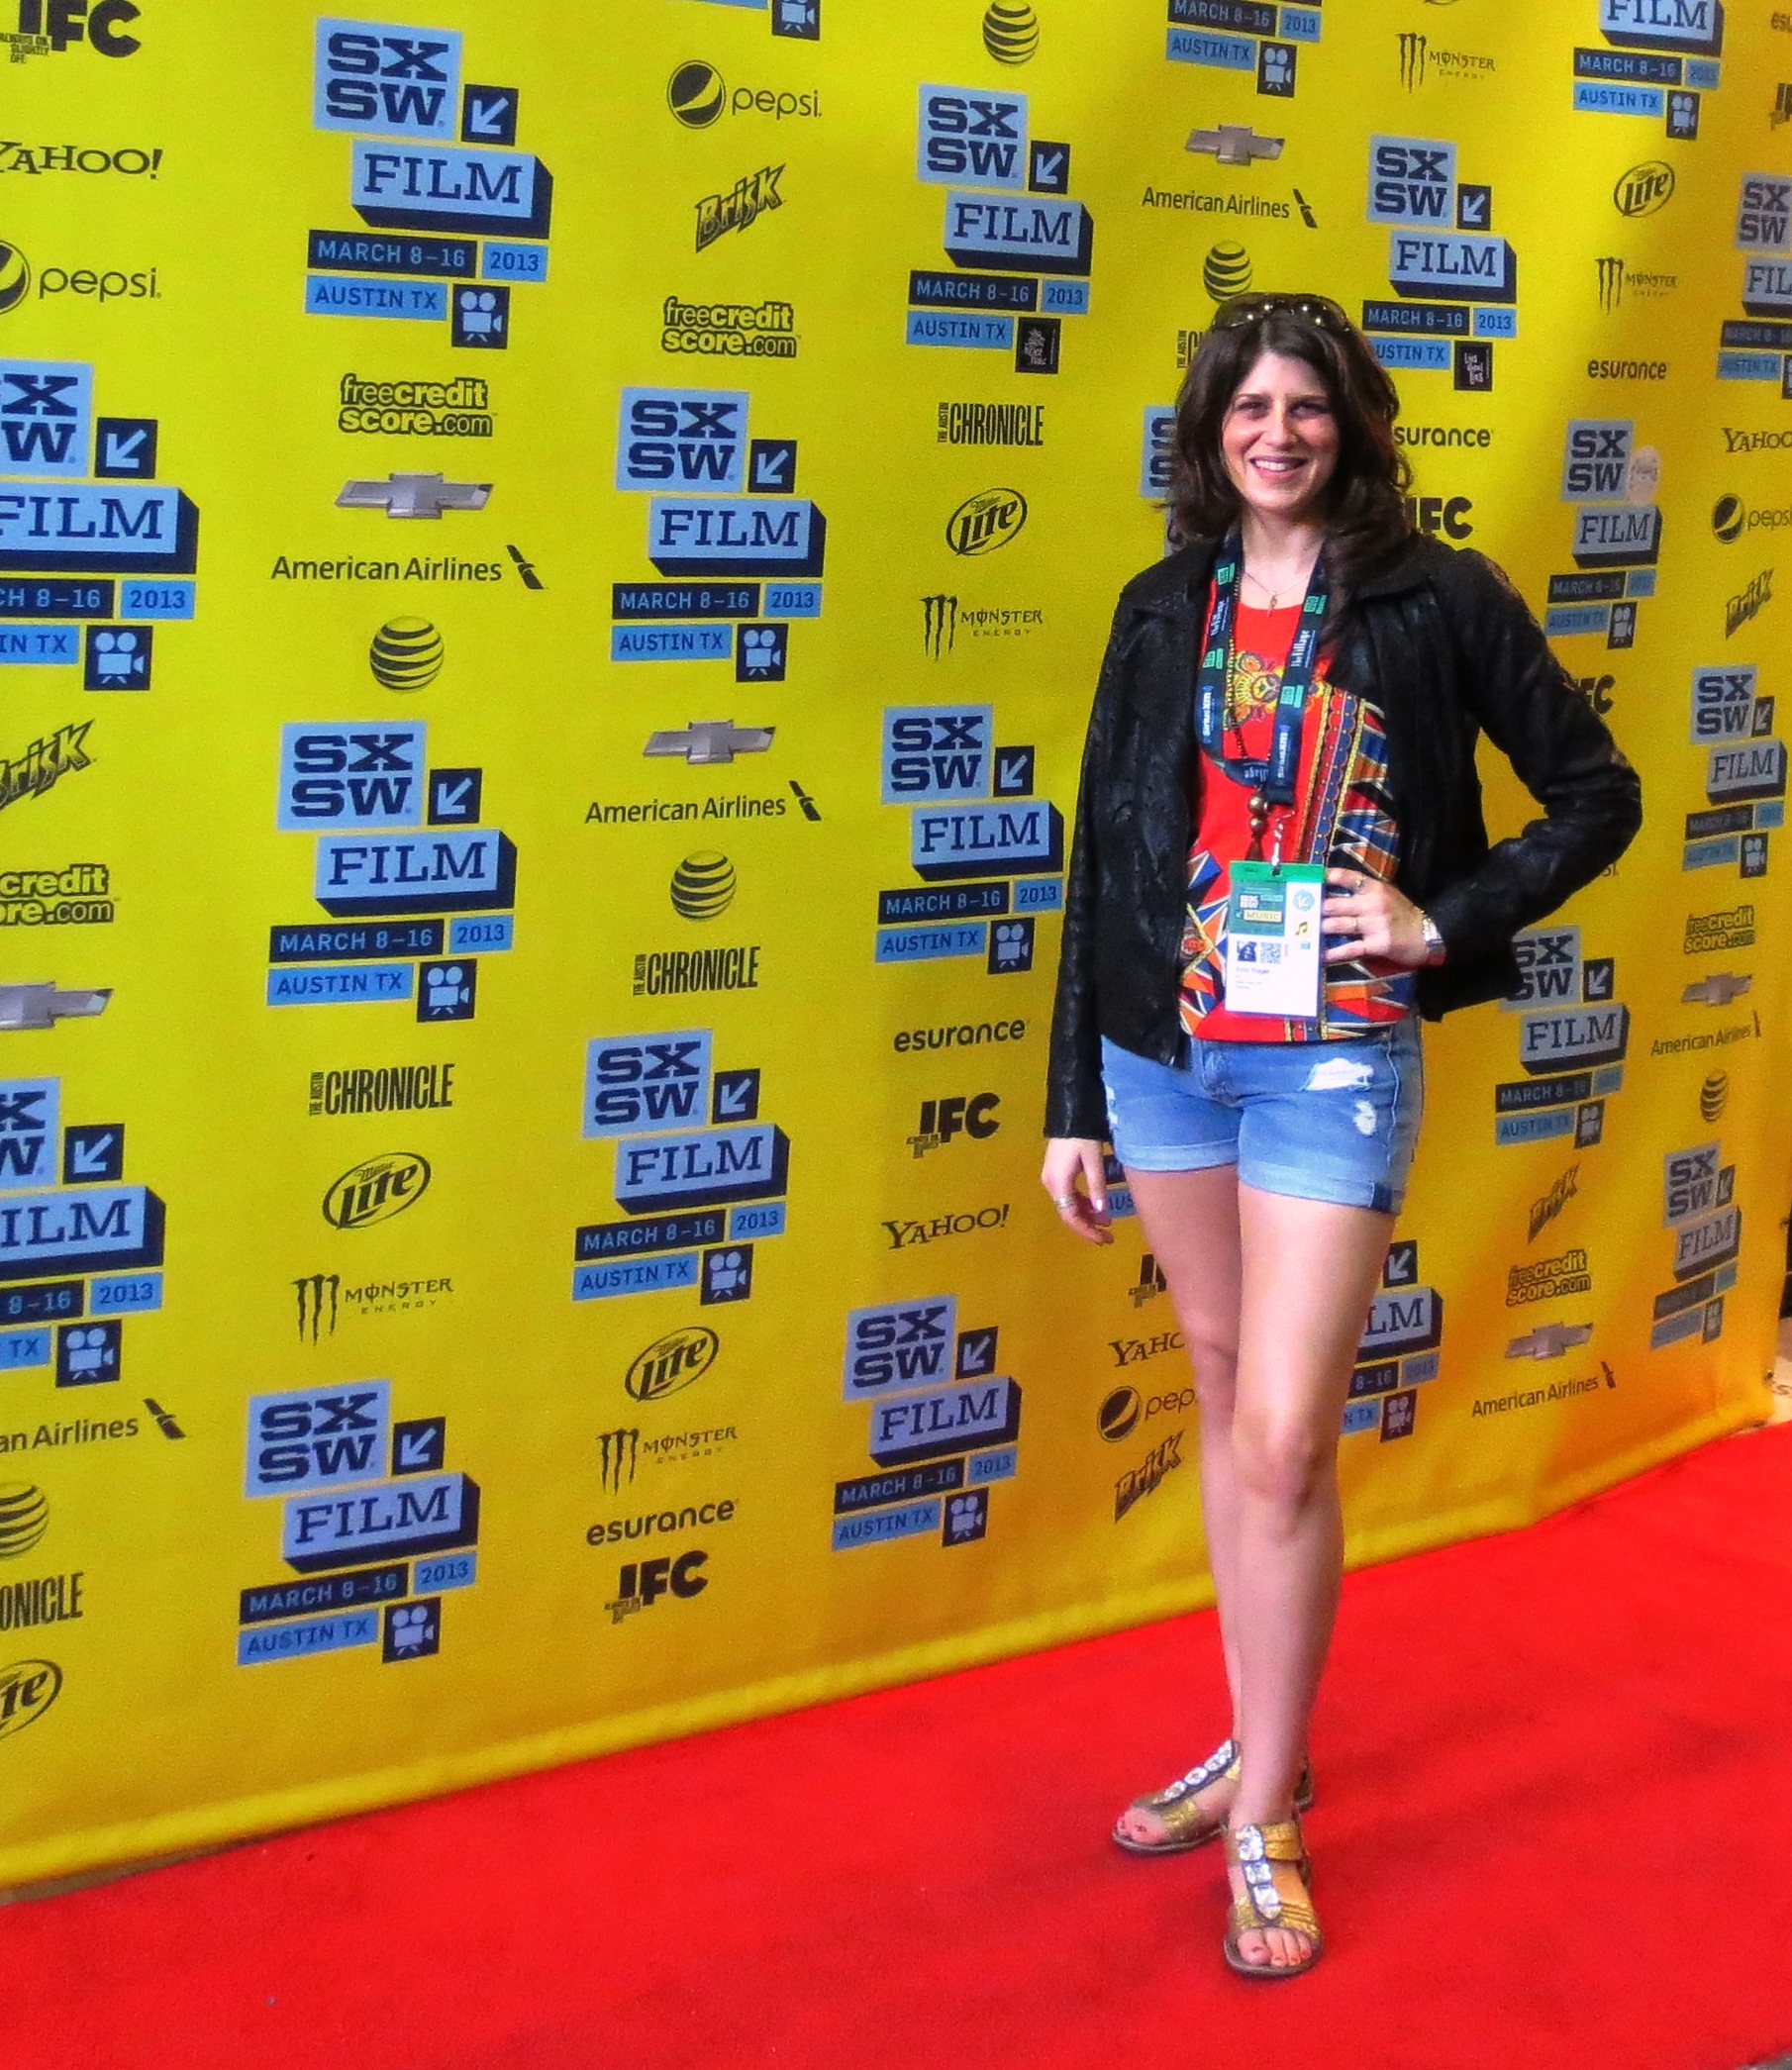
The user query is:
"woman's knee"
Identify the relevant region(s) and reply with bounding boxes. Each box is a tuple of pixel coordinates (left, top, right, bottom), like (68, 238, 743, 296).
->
(1232, 1412, 1337, 1514)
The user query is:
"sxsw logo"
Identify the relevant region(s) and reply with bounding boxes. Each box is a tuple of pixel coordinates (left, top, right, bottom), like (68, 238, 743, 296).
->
(583, 1029, 787, 1218)
(647, 497, 825, 577)
(585, 1030, 712, 1136)
(0, 360, 91, 477)
(315, 19, 462, 138)
(917, 84, 1028, 189)
(1736, 173, 1792, 252)
(277, 722, 425, 829)
(1560, 419, 1634, 499)
(1662, 1140, 1731, 1228)
(615, 388, 748, 492)
(843, 1294, 958, 1400)
(1366, 137, 1456, 226)
(881, 706, 992, 802)
(1504, 927, 1582, 1009)
(1690, 664, 1759, 742)
(245, 1381, 391, 1497)
(0, 1077, 56, 1189)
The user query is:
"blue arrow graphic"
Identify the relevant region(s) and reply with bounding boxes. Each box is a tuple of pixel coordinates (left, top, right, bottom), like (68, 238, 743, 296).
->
(467, 95, 510, 136)
(435, 778, 474, 816)
(69, 1133, 117, 1176)
(101, 429, 147, 469)
(397, 1429, 439, 1468)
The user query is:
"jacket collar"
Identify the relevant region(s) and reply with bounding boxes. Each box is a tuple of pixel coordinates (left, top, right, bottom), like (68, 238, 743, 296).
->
(1122, 529, 1435, 618)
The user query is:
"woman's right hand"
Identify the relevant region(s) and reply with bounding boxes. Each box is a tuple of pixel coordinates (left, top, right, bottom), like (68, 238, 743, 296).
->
(1041, 1137, 1113, 1245)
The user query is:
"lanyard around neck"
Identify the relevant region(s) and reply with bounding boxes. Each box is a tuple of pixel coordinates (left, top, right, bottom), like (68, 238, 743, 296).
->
(1194, 530, 1330, 811)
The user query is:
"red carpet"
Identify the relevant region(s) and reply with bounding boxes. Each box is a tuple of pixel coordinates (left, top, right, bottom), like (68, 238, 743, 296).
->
(7, 1426, 1792, 2070)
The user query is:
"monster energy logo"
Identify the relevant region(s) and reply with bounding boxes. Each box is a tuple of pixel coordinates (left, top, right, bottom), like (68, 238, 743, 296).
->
(1596, 256, 1625, 312)
(1397, 32, 1427, 88)
(294, 1273, 341, 1342)
(922, 594, 958, 657)
(597, 1427, 640, 1493)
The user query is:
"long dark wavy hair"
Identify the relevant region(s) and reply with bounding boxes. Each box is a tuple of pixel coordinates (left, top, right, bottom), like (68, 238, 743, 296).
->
(1168, 305, 1413, 598)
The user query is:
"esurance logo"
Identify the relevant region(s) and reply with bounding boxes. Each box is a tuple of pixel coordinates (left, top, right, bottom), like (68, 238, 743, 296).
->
(322, 1151, 432, 1230)
(615, 388, 747, 491)
(917, 84, 1028, 189)
(314, 19, 461, 137)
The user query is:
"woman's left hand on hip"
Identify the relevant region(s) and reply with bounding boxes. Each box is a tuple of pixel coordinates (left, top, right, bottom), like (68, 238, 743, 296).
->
(1321, 868, 1429, 966)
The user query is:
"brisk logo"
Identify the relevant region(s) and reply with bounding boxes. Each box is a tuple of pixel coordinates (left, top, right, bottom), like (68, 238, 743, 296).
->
(314, 21, 462, 139)
(908, 1092, 999, 1156)
(694, 165, 783, 251)
(584, 1030, 711, 1136)
(843, 1295, 957, 1400)
(917, 84, 1028, 189)
(882, 706, 991, 802)
(607, 1547, 707, 1624)
(1366, 137, 1456, 226)
(615, 389, 748, 493)
(0, 360, 91, 477)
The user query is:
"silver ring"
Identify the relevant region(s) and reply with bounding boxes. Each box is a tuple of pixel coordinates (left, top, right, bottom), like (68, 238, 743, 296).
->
(1052, 1194, 1079, 1209)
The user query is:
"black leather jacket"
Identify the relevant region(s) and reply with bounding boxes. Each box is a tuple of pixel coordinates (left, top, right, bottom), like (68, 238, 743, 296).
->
(1045, 532, 1643, 1139)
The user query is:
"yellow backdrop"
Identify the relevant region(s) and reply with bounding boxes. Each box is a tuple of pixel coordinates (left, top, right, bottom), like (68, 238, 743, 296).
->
(1, 0, 1786, 1883)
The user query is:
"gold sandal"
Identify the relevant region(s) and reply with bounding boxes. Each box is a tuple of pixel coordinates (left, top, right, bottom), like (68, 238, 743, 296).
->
(1111, 1739, 1314, 1856)
(1223, 1817, 1323, 1981)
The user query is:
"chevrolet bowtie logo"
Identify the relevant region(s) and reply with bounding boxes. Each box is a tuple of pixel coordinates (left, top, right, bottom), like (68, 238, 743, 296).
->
(0, 983, 112, 1032)
(1682, 973, 1752, 1006)
(1507, 1323, 1594, 1361)
(336, 473, 492, 519)
(644, 720, 775, 765)
(1186, 125, 1284, 166)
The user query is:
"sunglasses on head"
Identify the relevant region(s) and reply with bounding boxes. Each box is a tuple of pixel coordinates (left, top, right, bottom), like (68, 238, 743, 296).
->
(1209, 292, 1352, 335)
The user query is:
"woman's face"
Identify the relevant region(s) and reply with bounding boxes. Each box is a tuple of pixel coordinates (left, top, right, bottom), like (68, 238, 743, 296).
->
(1220, 349, 1340, 528)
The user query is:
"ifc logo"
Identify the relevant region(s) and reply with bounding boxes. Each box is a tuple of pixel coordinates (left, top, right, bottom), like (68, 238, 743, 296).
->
(668, 61, 726, 129)
(369, 617, 445, 692)
(0, 240, 29, 317)
(1712, 495, 1743, 543)
(670, 850, 737, 920)
(626, 1326, 720, 1403)
(0, 1484, 49, 1560)
(1204, 243, 1251, 300)
(982, 2, 1040, 64)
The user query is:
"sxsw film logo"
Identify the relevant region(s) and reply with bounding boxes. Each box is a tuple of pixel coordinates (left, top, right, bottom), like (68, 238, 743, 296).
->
(277, 723, 424, 829)
(616, 389, 747, 491)
(245, 1381, 391, 1497)
(882, 707, 991, 802)
(843, 1295, 958, 1400)
(917, 84, 1028, 189)
(314, 20, 461, 137)
(0, 359, 90, 474)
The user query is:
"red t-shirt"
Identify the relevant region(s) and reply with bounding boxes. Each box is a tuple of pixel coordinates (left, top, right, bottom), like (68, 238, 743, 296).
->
(1181, 597, 1414, 1042)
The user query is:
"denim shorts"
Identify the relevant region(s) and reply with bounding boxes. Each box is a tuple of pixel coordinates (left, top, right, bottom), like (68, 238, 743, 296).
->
(1100, 1019, 1425, 1215)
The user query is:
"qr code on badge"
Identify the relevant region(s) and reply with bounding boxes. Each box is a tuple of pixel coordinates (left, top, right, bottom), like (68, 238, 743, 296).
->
(1238, 940, 1282, 964)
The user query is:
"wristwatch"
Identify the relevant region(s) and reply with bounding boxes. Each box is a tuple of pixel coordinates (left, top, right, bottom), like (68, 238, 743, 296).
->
(1419, 913, 1447, 967)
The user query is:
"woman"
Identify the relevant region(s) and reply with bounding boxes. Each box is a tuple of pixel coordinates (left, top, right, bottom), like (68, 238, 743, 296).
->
(1041, 293, 1641, 1979)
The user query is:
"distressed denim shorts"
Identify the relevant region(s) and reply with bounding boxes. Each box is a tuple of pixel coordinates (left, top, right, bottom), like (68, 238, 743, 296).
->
(1100, 1019, 1424, 1216)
